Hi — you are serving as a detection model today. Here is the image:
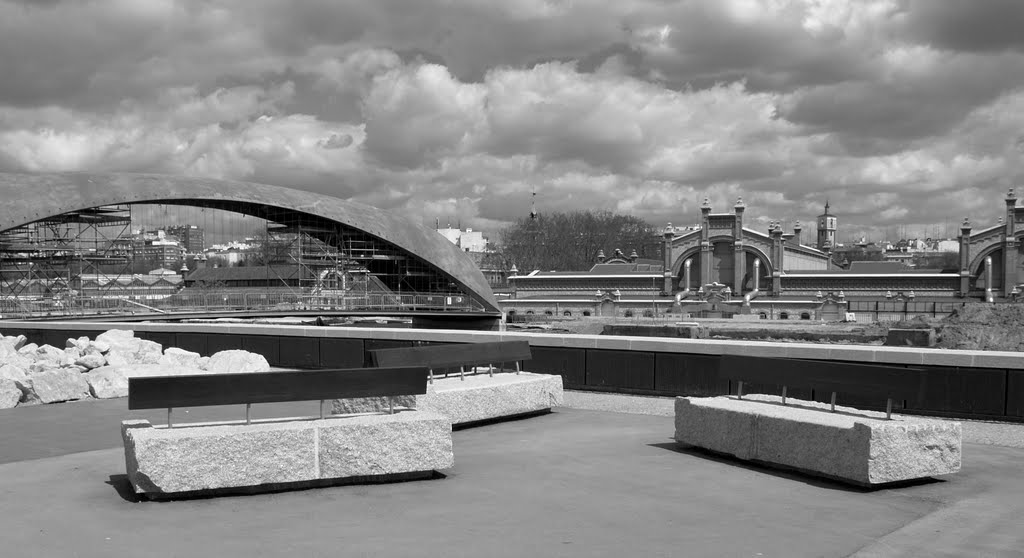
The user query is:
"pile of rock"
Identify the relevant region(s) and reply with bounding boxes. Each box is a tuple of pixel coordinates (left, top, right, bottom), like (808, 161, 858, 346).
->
(0, 329, 270, 409)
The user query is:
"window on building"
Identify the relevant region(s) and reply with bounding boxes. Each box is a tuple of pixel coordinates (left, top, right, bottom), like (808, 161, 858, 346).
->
(544, 310, 553, 316)
(624, 310, 634, 317)
(759, 312, 767, 319)
(526, 310, 534, 315)
(779, 312, 789, 320)
(643, 310, 654, 317)
(563, 310, 572, 316)
(800, 312, 811, 320)
(583, 311, 591, 317)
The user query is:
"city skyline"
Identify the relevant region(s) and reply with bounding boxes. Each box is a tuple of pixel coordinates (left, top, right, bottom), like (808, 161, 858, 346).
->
(1, 1, 1022, 240)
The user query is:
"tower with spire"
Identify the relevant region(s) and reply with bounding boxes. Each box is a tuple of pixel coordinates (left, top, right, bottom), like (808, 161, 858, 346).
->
(816, 200, 837, 251)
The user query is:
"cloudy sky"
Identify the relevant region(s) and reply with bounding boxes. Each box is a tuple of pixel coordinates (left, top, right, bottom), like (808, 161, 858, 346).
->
(2, 0, 1023, 243)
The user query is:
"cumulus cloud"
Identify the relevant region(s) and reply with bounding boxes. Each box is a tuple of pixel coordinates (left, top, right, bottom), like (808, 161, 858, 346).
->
(0, 0, 1021, 240)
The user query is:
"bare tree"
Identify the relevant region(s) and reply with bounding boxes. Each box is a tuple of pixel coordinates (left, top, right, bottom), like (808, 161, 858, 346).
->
(498, 210, 656, 272)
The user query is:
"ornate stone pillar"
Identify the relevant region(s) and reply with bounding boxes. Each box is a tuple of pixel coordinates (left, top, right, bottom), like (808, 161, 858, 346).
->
(770, 222, 784, 295)
(959, 218, 972, 297)
(700, 198, 712, 287)
(1004, 189, 1018, 297)
(662, 224, 674, 295)
(733, 197, 746, 294)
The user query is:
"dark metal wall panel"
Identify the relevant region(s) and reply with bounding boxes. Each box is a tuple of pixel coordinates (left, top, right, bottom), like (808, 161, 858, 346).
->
(42, 329, 71, 348)
(241, 335, 281, 367)
(904, 366, 1007, 417)
(279, 337, 320, 368)
(585, 349, 656, 391)
(654, 353, 728, 396)
(320, 338, 364, 369)
(528, 347, 586, 387)
(207, 334, 244, 355)
(175, 333, 209, 356)
(1007, 370, 1024, 418)
(811, 389, 891, 412)
(139, 331, 177, 351)
(362, 339, 414, 366)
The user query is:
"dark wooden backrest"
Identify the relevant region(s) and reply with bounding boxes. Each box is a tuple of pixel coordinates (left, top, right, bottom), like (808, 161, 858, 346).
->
(718, 355, 926, 401)
(370, 340, 532, 370)
(128, 366, 429, 410)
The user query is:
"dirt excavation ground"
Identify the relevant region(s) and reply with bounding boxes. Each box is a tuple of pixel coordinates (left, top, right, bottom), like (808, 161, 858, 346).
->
(508, 304, 1024, 352)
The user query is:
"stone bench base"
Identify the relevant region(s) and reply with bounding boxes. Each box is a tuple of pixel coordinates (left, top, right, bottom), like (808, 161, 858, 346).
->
(332, 372, 564, 426)
(674, 395, 961, 486)
(122, 410, 453, 498)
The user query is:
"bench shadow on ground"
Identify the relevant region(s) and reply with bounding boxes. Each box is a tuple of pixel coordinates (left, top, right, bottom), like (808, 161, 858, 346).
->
(647, 441, 945, 493)
(107, 471, 447, 503)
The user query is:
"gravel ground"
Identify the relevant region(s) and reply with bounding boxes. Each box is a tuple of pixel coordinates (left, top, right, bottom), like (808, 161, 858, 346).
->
(561, 389, 1024, 449)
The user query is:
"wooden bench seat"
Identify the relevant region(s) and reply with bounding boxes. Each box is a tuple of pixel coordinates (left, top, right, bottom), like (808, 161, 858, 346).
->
(129, 366, 429, 426)
(366, 340, 563, 426)
(719, 354, 926, 419)
(370, 340, 532, 384)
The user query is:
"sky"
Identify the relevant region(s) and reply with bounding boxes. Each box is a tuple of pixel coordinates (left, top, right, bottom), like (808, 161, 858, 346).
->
(1, 0, 1023, 244)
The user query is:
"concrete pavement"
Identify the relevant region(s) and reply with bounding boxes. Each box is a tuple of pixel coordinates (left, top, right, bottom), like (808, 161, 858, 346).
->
(0, 395, 1023, 557)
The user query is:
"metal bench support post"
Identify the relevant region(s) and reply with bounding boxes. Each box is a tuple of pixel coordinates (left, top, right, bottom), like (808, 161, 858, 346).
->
(319, 400, 325, 420)
(830, 392, 836, 412)
(167, 407, 172, 428)
(460, 365, 465, 381)
(781, 386, 787, 405)
(488, 363, 494, 378)
(886, 398, 893, 420)
(246, 403, 251, 425)
(428, 368, 434, 384)
(736, 381, 744, 399)
(515, 361, 521, 375)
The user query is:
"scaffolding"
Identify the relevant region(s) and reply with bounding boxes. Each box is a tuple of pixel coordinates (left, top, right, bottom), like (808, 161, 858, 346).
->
(0, 206, 133, 316)
(0, 201, 484, 318)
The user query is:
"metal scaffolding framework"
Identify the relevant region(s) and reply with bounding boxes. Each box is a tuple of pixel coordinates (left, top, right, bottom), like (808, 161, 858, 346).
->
(0, 201, 484, 317)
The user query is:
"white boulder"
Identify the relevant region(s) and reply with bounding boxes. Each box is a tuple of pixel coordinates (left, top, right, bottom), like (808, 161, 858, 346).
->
(75, 354, 106, 370)
(206, 350, 270, 374)
(2, 334, 27, 350)
(96, 329, 135, 346)
(17, 343, 39, 358)
(35, 344, 65, 364)
(159, 347, 202, 369)
(88, 340, 110, 354)
(0, 363, 29, 384)
(84, 368, 129, 399)
(66, 336, 91, 352)
(0, 379, 20, 409)
(29, 369, 91, 403)
(106, 338, 162, 367)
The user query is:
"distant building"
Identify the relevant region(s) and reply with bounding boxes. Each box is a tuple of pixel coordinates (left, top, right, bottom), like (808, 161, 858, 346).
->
(816, 201, 837, 250)
(436, 226, 488, 252)
(165, 225, 205, 254)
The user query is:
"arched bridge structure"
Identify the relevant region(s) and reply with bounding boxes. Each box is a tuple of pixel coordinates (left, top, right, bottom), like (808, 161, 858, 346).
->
(0, 172, 499, 320)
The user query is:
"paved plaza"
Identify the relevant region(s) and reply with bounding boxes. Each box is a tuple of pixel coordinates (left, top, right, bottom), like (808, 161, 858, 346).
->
(1, 393, 1023, 557)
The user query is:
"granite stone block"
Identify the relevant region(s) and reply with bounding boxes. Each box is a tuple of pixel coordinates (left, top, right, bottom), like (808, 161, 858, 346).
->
(122, 411, 453, 496)
(674, 395, 961, 485)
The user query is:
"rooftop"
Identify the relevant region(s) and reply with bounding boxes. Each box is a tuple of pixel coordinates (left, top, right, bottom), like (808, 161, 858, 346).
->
(1, 393, 1022, 557)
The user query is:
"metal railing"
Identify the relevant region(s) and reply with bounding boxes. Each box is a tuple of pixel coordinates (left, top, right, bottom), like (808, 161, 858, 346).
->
(0, 290, 487, 319)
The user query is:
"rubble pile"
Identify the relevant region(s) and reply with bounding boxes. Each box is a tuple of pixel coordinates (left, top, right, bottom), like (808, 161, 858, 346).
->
(936, 305, 1024, 352)
(0, 329, 270, 409)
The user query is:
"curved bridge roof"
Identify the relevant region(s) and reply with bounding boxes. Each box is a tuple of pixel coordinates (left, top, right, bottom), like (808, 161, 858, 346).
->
(0, 172, 498, 312)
